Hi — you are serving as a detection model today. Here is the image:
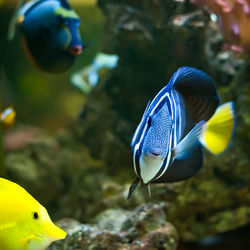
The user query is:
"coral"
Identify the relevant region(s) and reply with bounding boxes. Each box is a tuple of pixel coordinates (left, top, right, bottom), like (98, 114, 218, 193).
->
(191, 0, 250, 53)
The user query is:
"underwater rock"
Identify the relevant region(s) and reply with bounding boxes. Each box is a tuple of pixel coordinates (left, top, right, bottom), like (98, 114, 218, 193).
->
(49, 204, 178, 250)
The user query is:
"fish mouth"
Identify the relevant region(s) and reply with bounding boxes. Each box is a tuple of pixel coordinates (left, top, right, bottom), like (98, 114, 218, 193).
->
(49, 226, 66, 241)
(68, 45, 82, 56)
(151, 152, 161, 157)
(142, 151, 163, 161)
(149, 151, 163, 159)
(43, 221, 66, 242)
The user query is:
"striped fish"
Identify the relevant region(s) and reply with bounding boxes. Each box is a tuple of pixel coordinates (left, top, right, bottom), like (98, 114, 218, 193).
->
(128, 66, 235, 199)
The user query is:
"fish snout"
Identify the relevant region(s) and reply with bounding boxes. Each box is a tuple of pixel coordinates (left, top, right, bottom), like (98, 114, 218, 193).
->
(49, 226, 66, 243)
(68, 45, 82, 56)
(44, 221, 66, 242)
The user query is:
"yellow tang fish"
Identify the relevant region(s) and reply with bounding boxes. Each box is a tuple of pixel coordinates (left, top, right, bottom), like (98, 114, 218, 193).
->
(0, 178, 66, 250)
(0, 107, 16, 129)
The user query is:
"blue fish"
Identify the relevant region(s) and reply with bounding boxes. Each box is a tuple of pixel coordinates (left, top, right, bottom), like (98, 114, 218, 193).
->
(128, 67, 235, 199)
(8, 0, 83, 73)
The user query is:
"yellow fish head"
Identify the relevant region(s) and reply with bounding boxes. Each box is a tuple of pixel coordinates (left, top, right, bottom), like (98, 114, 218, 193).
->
(27, 205, 66, 249)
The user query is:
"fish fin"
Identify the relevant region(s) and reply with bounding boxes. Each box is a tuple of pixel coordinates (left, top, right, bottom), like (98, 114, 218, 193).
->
(60, 0, 72, 10)
(7, 0, 25, 41)
(0, 178, 27, 193)
(173, 120, 205, 160)
(147, 183, 152, 199)
(143, 100, 151, 119)
(130, 100, 151, 148)
(0, 177, 16, 192)
(153, 146, 203, 183)
(18, 235, 36, 246)
(127, 178, 140, 199)
(170, 66, 219, 122)
(199, 102, 235, 155)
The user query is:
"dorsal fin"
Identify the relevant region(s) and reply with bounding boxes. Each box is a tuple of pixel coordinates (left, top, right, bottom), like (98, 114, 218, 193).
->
(169, 67, 219, 122)
(22, 0, 47, 16)
(0, 178, 25, 193)
(0, 178, 15, 192)
(21, 0, 71, 17)
(60, 0, 71, 9)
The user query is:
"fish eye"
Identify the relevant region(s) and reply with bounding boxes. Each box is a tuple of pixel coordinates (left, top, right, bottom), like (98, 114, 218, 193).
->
(33, 211, 39, 220)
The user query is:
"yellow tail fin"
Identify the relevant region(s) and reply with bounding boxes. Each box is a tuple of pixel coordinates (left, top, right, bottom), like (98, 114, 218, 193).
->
(199, 102, 235, 155)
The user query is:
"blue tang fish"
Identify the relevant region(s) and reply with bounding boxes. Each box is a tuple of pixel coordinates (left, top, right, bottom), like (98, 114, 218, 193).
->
(128, 66, 235, 198)
(8, 0, 83, 73)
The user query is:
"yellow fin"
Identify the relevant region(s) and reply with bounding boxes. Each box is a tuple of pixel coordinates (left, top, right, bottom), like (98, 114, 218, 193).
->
(199, 102, 235, 155)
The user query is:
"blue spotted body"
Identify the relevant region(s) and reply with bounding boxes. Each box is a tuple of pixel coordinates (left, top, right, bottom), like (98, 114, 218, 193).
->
(131, 88, 186, 184)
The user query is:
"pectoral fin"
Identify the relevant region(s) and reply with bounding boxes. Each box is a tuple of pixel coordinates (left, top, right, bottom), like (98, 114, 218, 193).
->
(173, 120, 205, 160)
(18, 234, 38, 247)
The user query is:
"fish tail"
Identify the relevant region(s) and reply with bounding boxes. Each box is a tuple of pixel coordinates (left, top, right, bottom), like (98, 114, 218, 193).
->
(199, 102, 235, 155)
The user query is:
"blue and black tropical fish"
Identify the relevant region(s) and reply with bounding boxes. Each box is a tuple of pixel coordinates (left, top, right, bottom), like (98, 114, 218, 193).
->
(8, 0, 83, 73)
(128, 66, 235, 199)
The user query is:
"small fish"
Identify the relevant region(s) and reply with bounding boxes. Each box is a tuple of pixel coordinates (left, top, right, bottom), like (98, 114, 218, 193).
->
(0, 178, 66, 250)
(0, 107, 16, 129)
(88, 53, 119, 87)
(8, 0, 83, 73)
(128, 66, 235, 198)
(71, 52, 119, 93)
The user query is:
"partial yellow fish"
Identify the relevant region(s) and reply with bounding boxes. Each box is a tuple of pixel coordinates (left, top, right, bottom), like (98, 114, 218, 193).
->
(0, 178, 66, 250)
(0, 107, 16, 129)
